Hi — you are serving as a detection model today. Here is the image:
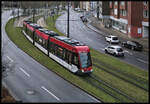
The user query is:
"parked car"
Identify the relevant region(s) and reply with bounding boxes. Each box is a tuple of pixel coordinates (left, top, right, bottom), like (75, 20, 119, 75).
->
(105, 45, 124, 57)
(121, 41, 143, 51)
(105, 35, 119, 44)
(80, 16, 88, 22)
(74, 8, 80, 11)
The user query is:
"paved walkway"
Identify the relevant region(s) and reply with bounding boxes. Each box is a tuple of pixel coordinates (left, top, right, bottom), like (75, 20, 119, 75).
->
(37, 17, 47, 28)
(14, 16, 28, 27)
(86, 17, 149, 52)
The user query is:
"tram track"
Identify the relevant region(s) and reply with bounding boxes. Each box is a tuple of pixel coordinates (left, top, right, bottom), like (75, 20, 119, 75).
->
(92, 57, 148, 92)
(81, 74, 137, 102)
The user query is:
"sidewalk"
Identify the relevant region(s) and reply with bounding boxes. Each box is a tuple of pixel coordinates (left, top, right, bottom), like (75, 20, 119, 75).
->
(86, 17, 149, 52)
(37, 17, 47, 28)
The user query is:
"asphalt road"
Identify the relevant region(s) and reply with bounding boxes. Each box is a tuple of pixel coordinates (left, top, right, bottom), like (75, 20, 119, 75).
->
(55, 8, 148, 71)
(2, 10, 100, 103)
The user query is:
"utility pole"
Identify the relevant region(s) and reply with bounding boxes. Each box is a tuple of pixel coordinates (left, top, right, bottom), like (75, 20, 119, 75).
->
(33, 8, 35, 23)
(67, 2, 69, 38)
(97, 1, 99, 20)
(17, 2, 20, 19)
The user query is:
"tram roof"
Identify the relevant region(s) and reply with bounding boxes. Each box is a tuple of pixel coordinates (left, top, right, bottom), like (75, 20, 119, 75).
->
(38, 28, 59, 37)
(54, 36, 85, 46)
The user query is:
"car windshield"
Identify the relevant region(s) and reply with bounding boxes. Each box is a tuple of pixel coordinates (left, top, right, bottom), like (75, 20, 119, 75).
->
(132, 41, 140, 45)
(116, 48, 123, 52)
(79, 52, 92, 68)
(112, 37, 118, 40)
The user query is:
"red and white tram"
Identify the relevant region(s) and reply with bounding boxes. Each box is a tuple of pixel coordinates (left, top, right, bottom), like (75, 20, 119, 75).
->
(23, 20, 93, 74)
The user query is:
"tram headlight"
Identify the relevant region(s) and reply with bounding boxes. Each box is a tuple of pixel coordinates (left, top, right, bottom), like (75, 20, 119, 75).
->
(81, 69, 84, 72)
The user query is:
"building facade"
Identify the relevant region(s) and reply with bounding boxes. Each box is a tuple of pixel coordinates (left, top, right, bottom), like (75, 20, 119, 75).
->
(109, 1, 149, 38)
(99, 1, 110, 27)
(79, 1, 90, 11)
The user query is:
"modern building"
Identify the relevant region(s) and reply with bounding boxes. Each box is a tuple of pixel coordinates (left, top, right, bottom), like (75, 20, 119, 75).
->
(109, 1, 149, 38)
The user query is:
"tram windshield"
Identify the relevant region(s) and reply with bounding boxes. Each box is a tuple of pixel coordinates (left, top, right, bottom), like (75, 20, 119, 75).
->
(79, 52, 92, 68)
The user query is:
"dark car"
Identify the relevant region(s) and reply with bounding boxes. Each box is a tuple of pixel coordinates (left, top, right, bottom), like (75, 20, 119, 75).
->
(80, 16, 88, 22)
(121, 41, 143, 51)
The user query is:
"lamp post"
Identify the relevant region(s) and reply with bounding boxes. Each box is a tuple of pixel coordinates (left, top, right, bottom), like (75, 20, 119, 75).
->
(67, 2, 69, 38)
(97, 1, 99, 20)
(33, 8, 35, 23)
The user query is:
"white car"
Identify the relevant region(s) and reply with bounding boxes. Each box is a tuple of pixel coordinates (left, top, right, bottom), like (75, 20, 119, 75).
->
(105, 45, 124, 57)
(105, 35, 119, 44)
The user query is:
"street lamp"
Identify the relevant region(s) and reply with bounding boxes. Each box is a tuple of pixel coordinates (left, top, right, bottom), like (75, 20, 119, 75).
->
(67, 2, 69, 38)
(97, 1, 99, 20)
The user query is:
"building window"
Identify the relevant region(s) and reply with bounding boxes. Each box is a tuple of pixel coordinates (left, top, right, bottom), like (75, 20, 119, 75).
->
(114, 8, 118, 15)
(115, 1, 118, 5)
(143, 1, 148, 5)
(110, 1, 112, 6)
(121, 1, 125, 6)
(111, 9, 114, 14)
(120, 9, 123, 15)
(123, 10, 127, 16)
(143, 10, 149, 18)
(120, 9, 127, 16)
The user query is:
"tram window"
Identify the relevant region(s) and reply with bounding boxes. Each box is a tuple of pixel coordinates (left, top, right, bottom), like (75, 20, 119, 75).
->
(54, 45, 58, 55)
(62, 49, 65, 60)
(35, 34, 38, 41)
(57, 46, 63, 59)
(73, 53, 78, 66)
(64, 50, 68, 62)
(68, 51, 72, 64)
(49, 42, 54, 53)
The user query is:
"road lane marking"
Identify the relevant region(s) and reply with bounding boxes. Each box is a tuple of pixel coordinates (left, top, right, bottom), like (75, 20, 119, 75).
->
(41, 86, 60, 101)
(137, 58, 148, 64)
(19, 67, 30, 77)
(7, 56, 14, 62)
(87, 94, 100, 102)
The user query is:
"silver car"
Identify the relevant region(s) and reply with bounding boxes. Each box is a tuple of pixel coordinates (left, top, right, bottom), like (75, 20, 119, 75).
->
(105, 35, 119, 44)
(105, 45, 124, 57)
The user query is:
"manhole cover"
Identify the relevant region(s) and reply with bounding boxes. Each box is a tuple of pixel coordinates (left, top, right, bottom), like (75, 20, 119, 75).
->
(27, 90, 34, 95)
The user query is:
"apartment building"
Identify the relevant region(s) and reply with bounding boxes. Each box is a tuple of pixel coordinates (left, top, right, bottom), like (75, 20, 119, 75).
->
(109, 1, 149, 38)
(79, 1, 90, 11)
(142, 1, 149, 37)
(98, 1, 110, 27)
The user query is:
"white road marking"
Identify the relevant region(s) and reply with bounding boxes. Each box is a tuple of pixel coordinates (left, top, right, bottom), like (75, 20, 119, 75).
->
(7, 56, 14, 62)
(137, 58, 148, 64)
(41, 86, 60, 101)
(19, 67, 30, 77)
(87, 94, 100, 102)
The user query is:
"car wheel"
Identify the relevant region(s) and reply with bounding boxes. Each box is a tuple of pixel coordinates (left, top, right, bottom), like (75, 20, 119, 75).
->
(113, 53, 116, 56)
(131, 46, 134, 50)
(105, 49, 108, 53)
